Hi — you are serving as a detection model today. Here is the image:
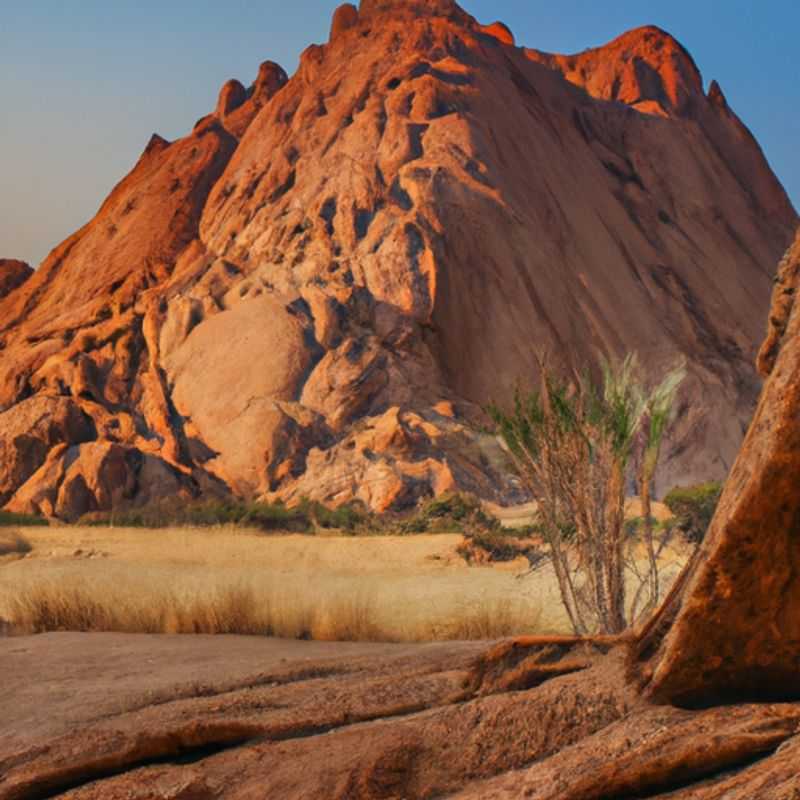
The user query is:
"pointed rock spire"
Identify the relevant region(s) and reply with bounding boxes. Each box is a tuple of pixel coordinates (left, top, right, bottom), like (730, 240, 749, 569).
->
(330, 3, 359, 40)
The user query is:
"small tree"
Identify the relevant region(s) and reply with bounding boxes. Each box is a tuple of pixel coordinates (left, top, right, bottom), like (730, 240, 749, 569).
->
(490, 353, 685, 635)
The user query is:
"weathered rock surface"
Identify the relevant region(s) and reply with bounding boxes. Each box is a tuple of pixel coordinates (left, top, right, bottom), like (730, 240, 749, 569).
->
(0, 260, 32, 299)
(0, 397, 95, 506)
(3, 633, 799, 799)
(631, 226, 800, 705)
(0, 0, 795, 515)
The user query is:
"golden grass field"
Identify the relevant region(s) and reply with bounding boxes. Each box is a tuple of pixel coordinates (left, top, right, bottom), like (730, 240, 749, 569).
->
(0, 508, 688, 642)
(0, 526, 548, 640)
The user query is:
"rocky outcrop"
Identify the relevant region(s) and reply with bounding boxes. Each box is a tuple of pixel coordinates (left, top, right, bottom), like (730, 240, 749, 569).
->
(330, 3, 359, 40)
(5, 441, 192, 522)
(757, 229, 800, 377)
(0, 0, 795, 516)
(3, 633, 800, 799)
(0, 259, 32, 299)
(0, 397, 95, 506)
(525, 26, 705, 117)
(631, 226, 800, 705)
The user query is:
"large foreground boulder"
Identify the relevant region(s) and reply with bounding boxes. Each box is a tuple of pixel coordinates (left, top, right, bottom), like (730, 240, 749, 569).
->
(632, 228, 800, 704)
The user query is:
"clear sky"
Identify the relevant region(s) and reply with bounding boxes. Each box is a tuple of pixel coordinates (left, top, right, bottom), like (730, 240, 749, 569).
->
(1, 1, 797, 267)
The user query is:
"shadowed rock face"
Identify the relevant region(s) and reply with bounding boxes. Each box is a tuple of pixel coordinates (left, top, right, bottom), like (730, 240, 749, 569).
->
(0, 259, 32, 299)
(0, 0, 796, 518)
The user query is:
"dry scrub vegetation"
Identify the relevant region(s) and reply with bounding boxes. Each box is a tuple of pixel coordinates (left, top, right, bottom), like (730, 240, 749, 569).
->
(0, 484, 698, 642)
(0, 529, 32, 557)
(0, 527, 548, 641)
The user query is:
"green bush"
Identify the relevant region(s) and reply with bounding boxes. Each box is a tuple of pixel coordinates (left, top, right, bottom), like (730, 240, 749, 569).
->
(83, 499, 311, 531)
(663, 482, 723, 543)
(81, 498, 372, 533)
(399, 493, 500, 534)
(0, 510, 48, 527)
(296, 499, 371, 533)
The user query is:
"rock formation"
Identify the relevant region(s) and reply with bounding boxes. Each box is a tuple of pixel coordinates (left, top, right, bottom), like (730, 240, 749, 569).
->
(631, 227, 800, 705)
(0, 0, 796, 519)
(0, 259, 32, 300)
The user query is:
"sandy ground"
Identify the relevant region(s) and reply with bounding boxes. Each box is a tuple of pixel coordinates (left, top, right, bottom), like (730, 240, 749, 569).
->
(0, 632, 482, 754)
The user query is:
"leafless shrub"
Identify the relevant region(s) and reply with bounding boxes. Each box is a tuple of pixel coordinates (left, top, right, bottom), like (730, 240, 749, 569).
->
(491, 353, 686, 635)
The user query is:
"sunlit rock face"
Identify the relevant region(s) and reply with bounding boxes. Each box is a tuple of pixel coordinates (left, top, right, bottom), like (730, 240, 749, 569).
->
(0, 0, 795, 517)
(633, 226, 800, 706)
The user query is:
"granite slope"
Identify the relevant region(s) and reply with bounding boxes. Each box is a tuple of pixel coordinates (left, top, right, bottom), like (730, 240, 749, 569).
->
(0, 0, 796, 517)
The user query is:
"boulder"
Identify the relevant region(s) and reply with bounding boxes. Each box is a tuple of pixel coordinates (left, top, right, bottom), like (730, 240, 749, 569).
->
(216, 78, 247, 117)
(0, 396, 94, 505)
(164, 295, 319, 496)
(0, 259, 32, 299)
(633, 226, 800, 705)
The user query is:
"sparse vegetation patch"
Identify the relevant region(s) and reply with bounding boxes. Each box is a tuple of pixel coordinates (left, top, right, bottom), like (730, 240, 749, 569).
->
(663, 481, 723, 543)
(0, 510, 48, 527)
(490, 353, 687, 635)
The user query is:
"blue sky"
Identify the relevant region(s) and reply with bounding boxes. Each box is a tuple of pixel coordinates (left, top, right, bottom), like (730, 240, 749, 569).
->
(1, 1, 797, 266)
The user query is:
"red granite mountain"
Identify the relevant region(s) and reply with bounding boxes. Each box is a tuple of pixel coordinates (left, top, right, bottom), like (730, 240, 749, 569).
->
(0, 0, 796, 519)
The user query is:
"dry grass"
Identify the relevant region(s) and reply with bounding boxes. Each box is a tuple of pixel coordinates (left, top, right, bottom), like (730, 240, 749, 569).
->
(0, 529, 33, 558)
(0, 524, 686, 641)
(4, 568, 540, 641)
(0, 528, 547, 641)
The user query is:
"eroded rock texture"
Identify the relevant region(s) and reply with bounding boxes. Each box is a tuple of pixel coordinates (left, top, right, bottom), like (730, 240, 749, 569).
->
(632, 227, 800, 706)
(3, 634, 800, 799)
(0, 0, 796, 517)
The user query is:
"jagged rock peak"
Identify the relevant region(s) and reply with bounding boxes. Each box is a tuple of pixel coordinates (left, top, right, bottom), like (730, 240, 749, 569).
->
(480, 21, 515, 46)
(217, 79, 247, 117)
(330, 3, 359, 40)
(253, 60, 288, 100)
(707, 78, 728, 109)
(359, 0, 469, 22)
(143, 133, 170, 155)
(0, 259, 33, 299)
(526, 24, 706, 117)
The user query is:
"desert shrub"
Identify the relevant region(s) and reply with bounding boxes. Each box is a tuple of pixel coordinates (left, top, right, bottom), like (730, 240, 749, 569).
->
(457, 531, 520, 562)
(663, 482, 723, 544)
(296, 498, 372, 533)
(0, 510, 48, 527)
(84, 499, 310, 531)
(399, 493, 500, 534)
(0, 530, 33, 557)
(82, 498, 373, 534)
(490, 353, 686, 635)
